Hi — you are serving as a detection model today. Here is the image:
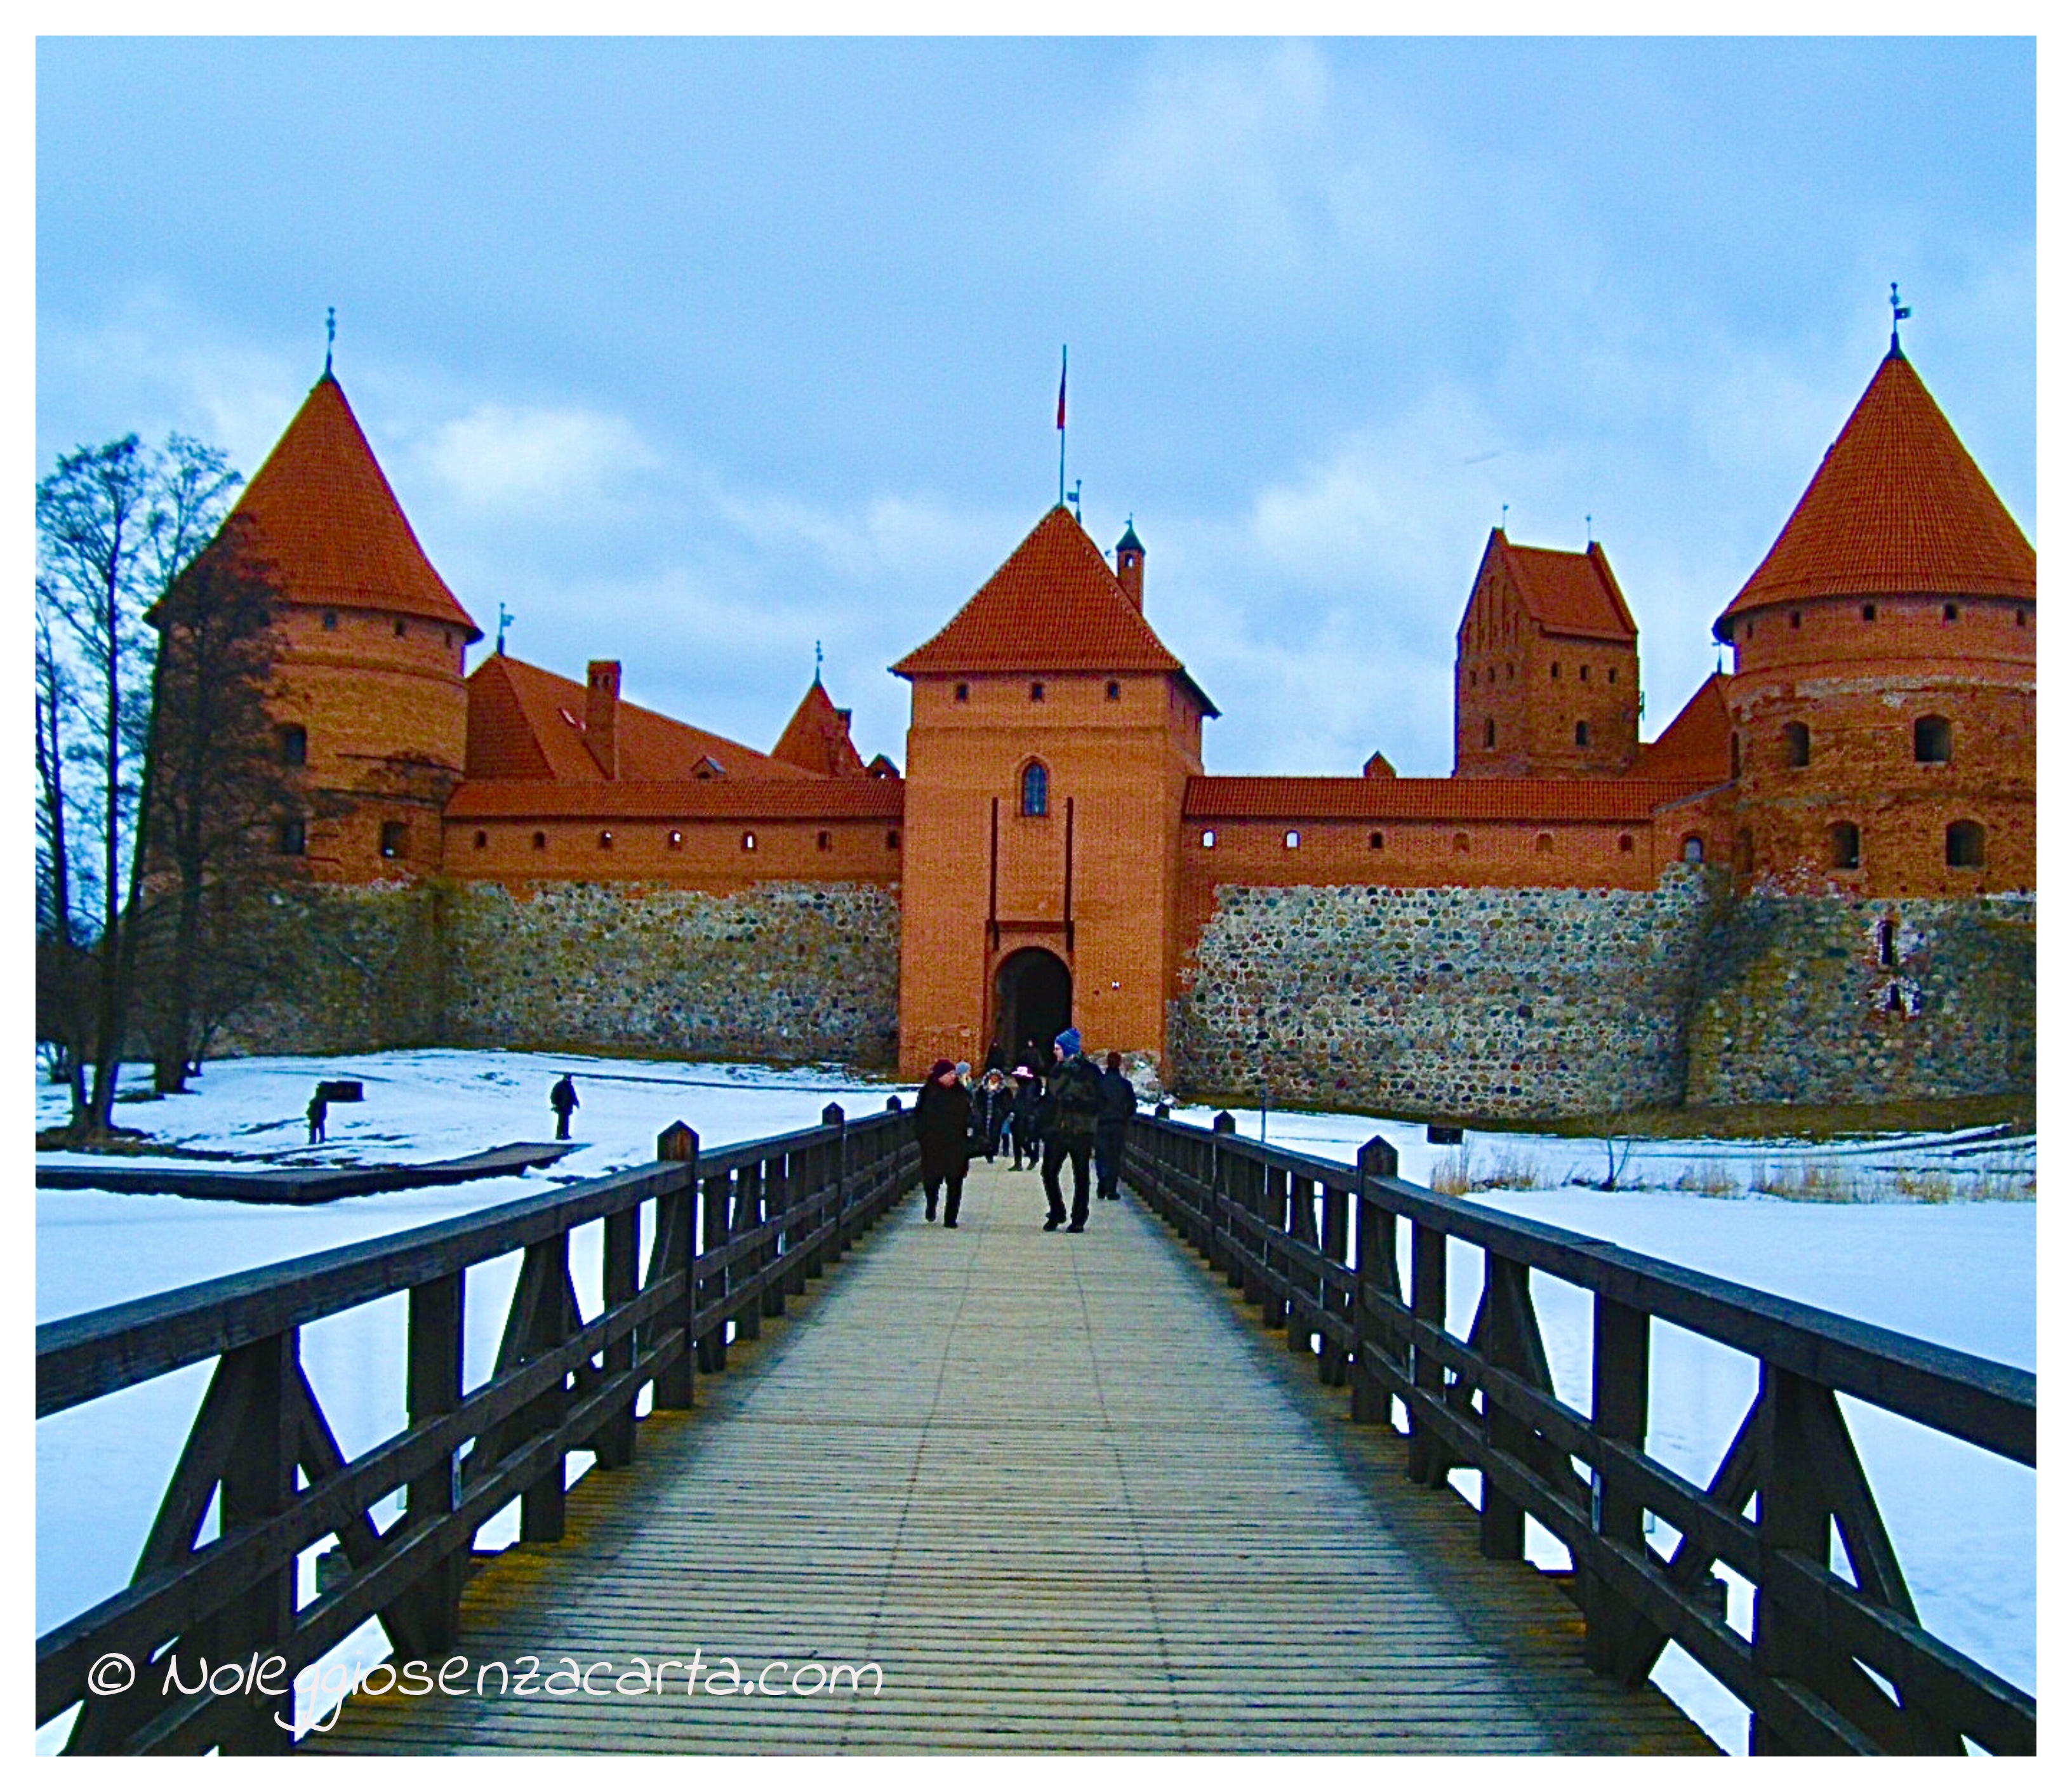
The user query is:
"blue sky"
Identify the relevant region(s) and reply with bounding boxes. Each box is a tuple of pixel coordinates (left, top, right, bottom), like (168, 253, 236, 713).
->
(36, 36, 2035, 778)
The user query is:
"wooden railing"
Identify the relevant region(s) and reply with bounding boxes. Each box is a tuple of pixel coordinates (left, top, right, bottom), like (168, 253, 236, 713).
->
(1124, 1112, 2035, 1757)
(35, 1104, 915, 1755)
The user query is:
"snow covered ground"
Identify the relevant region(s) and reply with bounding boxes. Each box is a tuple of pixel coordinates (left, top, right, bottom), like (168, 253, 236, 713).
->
(36, 1052, 2033, 1755)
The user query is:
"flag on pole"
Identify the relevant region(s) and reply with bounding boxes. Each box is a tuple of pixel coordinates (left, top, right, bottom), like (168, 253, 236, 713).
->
(1056, 347, 1067, 430)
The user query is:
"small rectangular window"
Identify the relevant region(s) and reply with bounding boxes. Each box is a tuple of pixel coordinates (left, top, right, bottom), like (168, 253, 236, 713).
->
(277, 818, 306, 856)
(1030, 681, 1045, 702)
(1106, 681, 1120, 701)
(1200, 829, 1216, 848)
(954, 684, 969, 703)
(379, 821, 407, 859)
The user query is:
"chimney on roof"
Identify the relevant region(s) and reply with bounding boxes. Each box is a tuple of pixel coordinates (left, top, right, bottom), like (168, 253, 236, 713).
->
(1115, 517, 1145, 610)
(586, 660, 621, 778)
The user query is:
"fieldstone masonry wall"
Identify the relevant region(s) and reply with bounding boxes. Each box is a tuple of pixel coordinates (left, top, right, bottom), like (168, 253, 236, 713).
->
(1171, 869, 1730, 1120)
(442, 881, 901, 1065)
(219, 883, 446, 1057)
(1685, 892, 2035, 1107)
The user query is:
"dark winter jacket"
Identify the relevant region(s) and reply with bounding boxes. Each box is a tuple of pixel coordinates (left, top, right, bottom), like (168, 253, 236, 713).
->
(970, 1081, 1011, 1146)
(913, 1078, 974, 1181)
(1010, 1075, 1042, 1138)
(1096, 1067, 1138, 1132)
(1041, 1054, 1106, 1143)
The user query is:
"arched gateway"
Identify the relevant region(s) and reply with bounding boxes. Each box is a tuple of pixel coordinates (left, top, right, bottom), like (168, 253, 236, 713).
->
(993, 948, 1070, 1066)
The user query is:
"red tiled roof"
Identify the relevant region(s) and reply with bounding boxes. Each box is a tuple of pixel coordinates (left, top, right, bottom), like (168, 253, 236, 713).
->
(770, 679, 867, 778)
(1633, 673, 1733, 784)
(446, 778, 903, 821)
(1185, 775, 1712, 823)
(1486, 532, 1637, 642)
(893, 507, 1218, 712)
(227, 374, 480, 639)
(1718, 349, 2035, 630)
(465, 655, 814, 783)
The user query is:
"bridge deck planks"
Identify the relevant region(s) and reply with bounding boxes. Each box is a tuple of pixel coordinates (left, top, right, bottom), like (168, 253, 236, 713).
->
(310, 1158, 1715, 1753)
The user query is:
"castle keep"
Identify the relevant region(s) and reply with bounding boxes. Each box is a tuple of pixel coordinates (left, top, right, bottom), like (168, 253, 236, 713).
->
(216, 336, 2035, 1118)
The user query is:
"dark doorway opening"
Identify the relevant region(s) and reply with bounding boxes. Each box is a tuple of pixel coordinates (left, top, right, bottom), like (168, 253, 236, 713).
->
(994, 948, 1072, 1070)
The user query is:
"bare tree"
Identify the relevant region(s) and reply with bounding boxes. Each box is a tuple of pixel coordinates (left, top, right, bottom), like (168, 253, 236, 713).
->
(132, 513, 303, 1091)
(35, 434, 241, 1136)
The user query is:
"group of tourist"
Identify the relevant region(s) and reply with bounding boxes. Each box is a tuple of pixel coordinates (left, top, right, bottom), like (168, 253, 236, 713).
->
(912, 1029, 1138, 1232)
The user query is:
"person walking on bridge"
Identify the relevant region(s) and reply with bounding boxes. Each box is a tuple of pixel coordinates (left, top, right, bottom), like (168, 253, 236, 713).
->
(1006, 1064, 1041, 1170)
(913, 1059, 973, 1227)
(1040, 1028, 1104, 1233)
(971, 1068, 1011, 1163)
(1094, 1051, 1137, 1201)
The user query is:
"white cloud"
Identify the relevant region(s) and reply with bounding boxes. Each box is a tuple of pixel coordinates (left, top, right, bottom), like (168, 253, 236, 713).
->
(413, 403, 658, 514)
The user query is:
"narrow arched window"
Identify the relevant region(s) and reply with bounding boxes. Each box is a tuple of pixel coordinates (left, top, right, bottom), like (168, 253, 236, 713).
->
(1617, 833, 1634, 854)
(1946, 820, 1986, 868)
(1730, 733, 1741, 779)
(741, 832, 757, 851)
(1574, 720, 1591, 747)
(380, 821, 408, 859)
(1914, 715, 1952, 764)
(1681, 835, 1704, 863)
(1534, 833, 1553, 855)
(1284, 830, 1301, 850)
(277, 818, 307, 856)
(1783, 722, 1810, 768)
(1021, 760, 1049, 818)
(1452, 831, 1470, 854)
(1483, 717, 1496, 748)
(1200, 829, 1217, 848)
(1828, 821, 1861, 870)
(472, 830, 487, 849)
(1876, 917, 1897, 967)
(816, 830, 832, 851)
(1369, 831, 1385, 849)
(279, 724, 307, 767)
(599, 830, 613, 849)
(532, 831, 547, 851)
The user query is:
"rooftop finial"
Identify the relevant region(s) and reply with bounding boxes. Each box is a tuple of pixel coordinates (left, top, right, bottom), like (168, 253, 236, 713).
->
(1586, 513, 1593, 545)
(1500, 502, 1509, 534)
(325, 306, 336, 376)
(814, 639, 823, 686)
(496, 602, 514, 656)
(1889, 281, 1911, 356)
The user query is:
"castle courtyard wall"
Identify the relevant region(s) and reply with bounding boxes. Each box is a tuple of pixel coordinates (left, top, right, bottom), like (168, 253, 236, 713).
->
(1167, 868, 1729, 1121)
(441, 879, 901, 1065)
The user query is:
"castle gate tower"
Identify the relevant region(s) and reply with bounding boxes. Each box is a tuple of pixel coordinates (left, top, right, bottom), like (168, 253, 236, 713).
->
(1713, 341, 2036, 895)
(891, 510, 1216, 1077)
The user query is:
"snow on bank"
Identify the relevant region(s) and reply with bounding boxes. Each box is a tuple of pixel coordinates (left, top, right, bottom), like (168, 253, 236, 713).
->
(36, 1054, 2033, 1754)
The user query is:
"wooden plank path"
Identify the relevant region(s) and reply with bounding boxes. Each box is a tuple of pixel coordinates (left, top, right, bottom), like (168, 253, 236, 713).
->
(310, 1157, 1715, 1753)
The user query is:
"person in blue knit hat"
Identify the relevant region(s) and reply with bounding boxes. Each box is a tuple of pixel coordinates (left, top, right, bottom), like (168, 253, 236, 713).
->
(1038, 1026, 1105, 1232)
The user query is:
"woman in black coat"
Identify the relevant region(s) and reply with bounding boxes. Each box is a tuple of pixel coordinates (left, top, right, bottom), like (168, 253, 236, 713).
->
(913, 1059, 973, 1226)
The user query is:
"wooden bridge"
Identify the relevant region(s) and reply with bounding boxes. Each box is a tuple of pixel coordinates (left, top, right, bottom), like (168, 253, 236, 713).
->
(36, 1108, 2036, 1755)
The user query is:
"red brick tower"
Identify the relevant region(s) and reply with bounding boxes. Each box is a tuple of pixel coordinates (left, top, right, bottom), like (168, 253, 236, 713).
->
(226, 372, 481, 881)
(1715, 342, 2036, 894)
(1452, 531, 1640, 776)
(890, 508, 1216, 1075)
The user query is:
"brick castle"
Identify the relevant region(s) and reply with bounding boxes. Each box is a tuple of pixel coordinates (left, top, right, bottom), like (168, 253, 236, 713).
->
(214, 331, 2035, 1117)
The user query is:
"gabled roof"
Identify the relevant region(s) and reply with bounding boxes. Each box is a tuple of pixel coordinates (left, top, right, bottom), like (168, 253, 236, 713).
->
(893, 506, 1218, 713)
(1633, 673, 1733, 784)
(1718, 348, 2035, 632)
(1473, 531, 1637, 643)
(225, 373, 481, 640)
(465, 655, 813, 783)
(770, 679, 867, 778)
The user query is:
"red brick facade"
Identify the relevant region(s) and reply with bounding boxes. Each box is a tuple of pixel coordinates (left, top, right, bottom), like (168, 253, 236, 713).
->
(219, 343, 2033, 1079)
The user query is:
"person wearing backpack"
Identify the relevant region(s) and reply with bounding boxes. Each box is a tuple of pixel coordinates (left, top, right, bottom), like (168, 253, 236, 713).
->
(1093, 1051, 1138, 1201)
(1039, 1026, 1104, 1233)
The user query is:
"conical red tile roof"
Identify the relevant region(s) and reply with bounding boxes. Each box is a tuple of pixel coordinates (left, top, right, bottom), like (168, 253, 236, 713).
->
(771, 678, 867, 777)
(227, 373, 481, 640)
(893, 506, 1214, 711)
(1718, 350, 2034, 633)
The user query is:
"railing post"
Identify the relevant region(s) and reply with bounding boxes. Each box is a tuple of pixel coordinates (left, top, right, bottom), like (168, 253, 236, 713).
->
(697, 1164, 731, 1372)
(1405, 1219, 1449, 1486)
(596, 1196, 640, 1468)
(819, 1103, 846, 1266)
(1584, 1292, 1650, 1677)
(1211, 1112, 1236, 1282)
(1478, 1254, 1532, 1560)
(653, 1125, 698, 1410)
(518, 1234, 571, 1543)
(218, 1331, 298, 1752)
(405, 1272, 466, 1652)
(1350, 1136, 1398, 1424)
(1318, 1179, 1349, 1387)
(1750, 1364, 1835, 1755)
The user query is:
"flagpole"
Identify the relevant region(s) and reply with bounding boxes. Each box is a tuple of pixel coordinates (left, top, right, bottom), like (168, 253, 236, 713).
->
(1056, 344, 1067, 507)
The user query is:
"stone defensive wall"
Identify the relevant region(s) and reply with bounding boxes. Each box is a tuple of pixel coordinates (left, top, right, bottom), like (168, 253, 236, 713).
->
(440, 879, 902, 1065)
(1169, 868, 1730, 1121)
(1685, 891, 2036, 1108)
(1169, 870, 2033, 1122)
